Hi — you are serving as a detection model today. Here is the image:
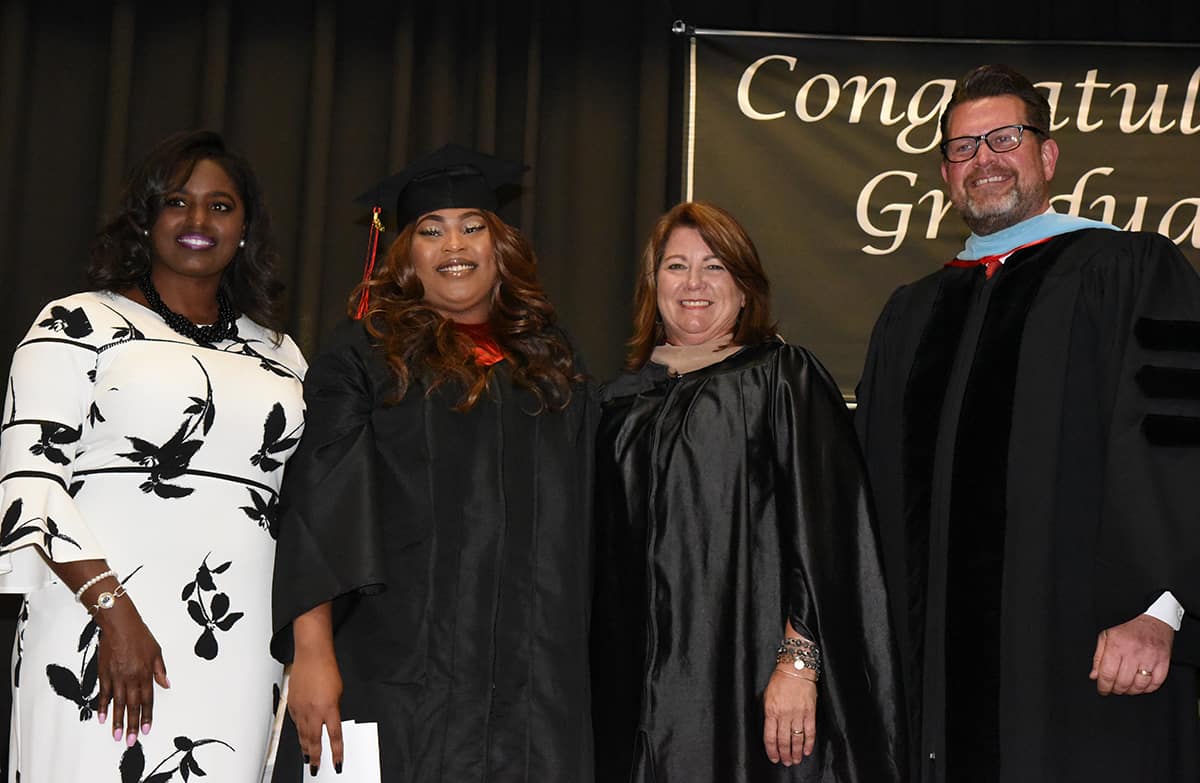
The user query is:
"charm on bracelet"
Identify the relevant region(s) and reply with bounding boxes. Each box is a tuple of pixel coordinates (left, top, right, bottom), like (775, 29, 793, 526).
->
(90, 584, 128, 615)
(775, 637, 822, 680)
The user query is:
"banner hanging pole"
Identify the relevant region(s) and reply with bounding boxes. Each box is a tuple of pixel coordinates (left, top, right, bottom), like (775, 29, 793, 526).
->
(671, 21, 1197, 47)
(684, 35, 697, 201)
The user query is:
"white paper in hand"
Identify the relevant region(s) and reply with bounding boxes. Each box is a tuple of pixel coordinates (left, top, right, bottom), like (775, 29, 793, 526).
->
(305, 721, 381, 782)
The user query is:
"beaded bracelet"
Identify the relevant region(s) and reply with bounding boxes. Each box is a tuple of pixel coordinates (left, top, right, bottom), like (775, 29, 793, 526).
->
(73, 570, 116, 602)
(775, 636, 822, 681)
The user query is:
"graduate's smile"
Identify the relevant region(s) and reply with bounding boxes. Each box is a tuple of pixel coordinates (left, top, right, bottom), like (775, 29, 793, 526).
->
(436, 259, 478, 276)
(411, 208, 498, 323)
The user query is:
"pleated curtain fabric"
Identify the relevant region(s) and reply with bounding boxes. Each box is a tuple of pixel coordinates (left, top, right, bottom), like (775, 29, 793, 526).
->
(0, 1, 1195, 777)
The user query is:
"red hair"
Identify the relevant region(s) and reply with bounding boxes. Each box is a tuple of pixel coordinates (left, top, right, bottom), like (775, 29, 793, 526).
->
(626, 201, 776, 370)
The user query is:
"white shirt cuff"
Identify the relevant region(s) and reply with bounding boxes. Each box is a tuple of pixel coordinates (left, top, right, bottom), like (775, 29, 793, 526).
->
(1144, 591, 1185, 631)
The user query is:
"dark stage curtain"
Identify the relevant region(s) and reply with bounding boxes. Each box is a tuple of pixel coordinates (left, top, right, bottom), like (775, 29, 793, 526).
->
(0, 0, 676, 382)
(1, 0, 1197, 383)
(0, 0, 1195, 775)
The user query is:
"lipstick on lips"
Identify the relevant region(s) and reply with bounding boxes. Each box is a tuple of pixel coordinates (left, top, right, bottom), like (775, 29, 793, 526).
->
(177, 232, 216, 250)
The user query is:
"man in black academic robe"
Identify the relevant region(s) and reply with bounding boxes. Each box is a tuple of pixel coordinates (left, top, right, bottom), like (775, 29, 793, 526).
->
(855, 64, 1200, 783)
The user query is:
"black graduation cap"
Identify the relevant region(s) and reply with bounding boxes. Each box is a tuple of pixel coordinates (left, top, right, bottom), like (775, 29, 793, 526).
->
(351, 144, 526, 319)
(355, 143, 527, 231)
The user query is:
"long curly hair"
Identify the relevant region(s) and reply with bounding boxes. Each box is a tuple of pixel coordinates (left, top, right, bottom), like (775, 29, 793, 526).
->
(354, 209, 581, 412)
(626, 201, 776, 370)
(87, 130, 284, 334)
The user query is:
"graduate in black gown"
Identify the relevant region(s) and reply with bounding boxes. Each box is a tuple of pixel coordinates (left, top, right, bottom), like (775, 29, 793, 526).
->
(270, 146, 596, 782)
(591, 201, 904, 783)
(854, 65, 1200, 783)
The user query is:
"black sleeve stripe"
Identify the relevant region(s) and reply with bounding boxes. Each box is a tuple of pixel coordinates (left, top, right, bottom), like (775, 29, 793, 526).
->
(1142, 414, 1200, 446)
(16, 337, 101, 353)
(1135, 318, 1200, 353)
(1136, 365, 1200, 400)
(0, 418, 81, 433)
(0, 471, 70, 489)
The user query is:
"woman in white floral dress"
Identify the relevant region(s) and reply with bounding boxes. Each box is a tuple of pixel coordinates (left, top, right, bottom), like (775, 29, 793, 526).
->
(0, 131, 305, 782)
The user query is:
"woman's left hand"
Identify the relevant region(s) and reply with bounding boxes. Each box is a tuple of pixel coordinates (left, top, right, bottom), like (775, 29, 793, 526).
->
(763, 668, 817, 766)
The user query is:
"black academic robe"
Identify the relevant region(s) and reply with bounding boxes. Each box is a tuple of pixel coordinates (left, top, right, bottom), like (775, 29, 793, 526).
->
(270, 322, 596, 783)
(591, 340, 905, 783)
(855, 229, 1200, 783)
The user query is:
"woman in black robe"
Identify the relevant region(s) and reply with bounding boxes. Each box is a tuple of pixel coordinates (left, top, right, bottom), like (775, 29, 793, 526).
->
(591, 201, 904, 783)
(270, 146, 595, 782)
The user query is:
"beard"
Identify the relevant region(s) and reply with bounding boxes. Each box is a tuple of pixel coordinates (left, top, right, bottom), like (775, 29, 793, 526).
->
(956, 167, 1048, 236)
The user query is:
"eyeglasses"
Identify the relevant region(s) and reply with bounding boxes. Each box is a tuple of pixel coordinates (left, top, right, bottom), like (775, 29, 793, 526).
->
(940, 124, 1046, 163)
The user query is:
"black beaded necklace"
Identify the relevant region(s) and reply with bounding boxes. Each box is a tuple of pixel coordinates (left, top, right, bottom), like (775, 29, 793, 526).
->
(138, 274, 237, 345)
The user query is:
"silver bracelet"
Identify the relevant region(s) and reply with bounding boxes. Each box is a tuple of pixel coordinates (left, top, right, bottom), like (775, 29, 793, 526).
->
(775, 636, 822, 680)
(73, 569, 116, 602)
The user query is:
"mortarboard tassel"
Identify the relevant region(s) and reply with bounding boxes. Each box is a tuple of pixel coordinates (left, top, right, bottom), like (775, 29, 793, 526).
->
(354, 206, 385, 320)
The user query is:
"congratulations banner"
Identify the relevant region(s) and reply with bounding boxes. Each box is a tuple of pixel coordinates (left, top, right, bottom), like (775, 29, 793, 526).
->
(682, 32, 1200, 394)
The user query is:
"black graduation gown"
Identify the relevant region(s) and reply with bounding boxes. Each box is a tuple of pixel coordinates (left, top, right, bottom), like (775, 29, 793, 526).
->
(270, 322, 596, 783)
(855, 229, 1200, 783)
(591, 340, 905, 783)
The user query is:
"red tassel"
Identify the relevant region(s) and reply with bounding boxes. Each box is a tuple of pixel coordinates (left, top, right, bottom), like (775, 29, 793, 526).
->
(354, 206, 385, 320)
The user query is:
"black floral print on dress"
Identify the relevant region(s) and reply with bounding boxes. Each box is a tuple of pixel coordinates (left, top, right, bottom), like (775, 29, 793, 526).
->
(223, 333, 301, 379)
(38, 306, 93, 338)
(250, 402, 301, 472)
(6, 381, 82, 466)
(98, 301, 146, 343)
(4, 292, 303, 781)
(30, 422, 82, 466)
(180, 554, 243, 660)
(119, 735, 235, 783)
(0, 498, 82, 557)
(45, 567, 143, 721)
(117, 357, 215, 499)
(239, 488, 279, 539)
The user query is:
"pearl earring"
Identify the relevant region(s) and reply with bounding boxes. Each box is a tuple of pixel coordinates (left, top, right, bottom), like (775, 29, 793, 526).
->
(238, 239, 246, 248)
(142, 229, 149, 236)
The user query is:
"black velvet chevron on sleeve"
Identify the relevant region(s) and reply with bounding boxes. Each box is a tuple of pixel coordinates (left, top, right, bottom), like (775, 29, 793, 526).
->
(1134, 317, 1200, 352)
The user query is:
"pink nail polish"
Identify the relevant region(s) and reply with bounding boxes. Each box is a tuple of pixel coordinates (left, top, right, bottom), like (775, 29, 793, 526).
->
(97, 711, 106, 724)
(114, 728, 123, 741)
(127, 731, 137, 747)
(142, 723, 151, 735)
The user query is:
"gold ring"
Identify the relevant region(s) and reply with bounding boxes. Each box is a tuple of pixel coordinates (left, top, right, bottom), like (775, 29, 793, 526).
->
(1137, 668, 1153, 677)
